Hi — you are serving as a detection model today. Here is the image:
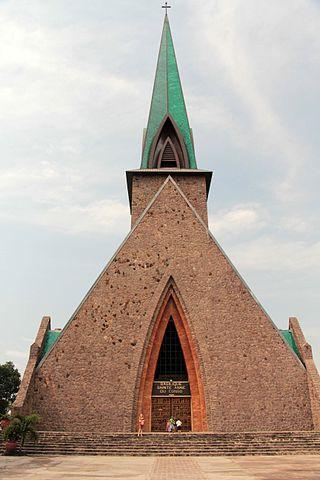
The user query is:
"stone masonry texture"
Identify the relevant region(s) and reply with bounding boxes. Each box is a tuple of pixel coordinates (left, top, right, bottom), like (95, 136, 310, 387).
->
(19, 175, 314, 432)
(14, 316, 51, 414)
(289, 317, 320, 429)
(130, 173, 208, 226)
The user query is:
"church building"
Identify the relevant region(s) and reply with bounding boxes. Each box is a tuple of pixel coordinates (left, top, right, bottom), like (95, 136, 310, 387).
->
(14, 14, 320, 433)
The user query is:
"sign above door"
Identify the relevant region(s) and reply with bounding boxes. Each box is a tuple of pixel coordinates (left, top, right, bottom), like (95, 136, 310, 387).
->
(152, 380, 191, 397)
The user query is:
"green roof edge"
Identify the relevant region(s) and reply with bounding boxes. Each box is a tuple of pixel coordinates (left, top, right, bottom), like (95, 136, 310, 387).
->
(38, 330, 61, 363)
(279, 329, 302, 362)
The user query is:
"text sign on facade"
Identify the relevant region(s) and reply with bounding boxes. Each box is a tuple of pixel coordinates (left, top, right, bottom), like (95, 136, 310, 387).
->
(152, 381, 191, 397)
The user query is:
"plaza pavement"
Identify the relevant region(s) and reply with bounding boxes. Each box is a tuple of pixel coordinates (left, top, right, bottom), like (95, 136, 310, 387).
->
(1, 455, 320, 479)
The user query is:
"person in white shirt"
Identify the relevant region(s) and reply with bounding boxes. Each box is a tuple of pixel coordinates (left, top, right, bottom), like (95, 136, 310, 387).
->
(176, 419, 182, 432)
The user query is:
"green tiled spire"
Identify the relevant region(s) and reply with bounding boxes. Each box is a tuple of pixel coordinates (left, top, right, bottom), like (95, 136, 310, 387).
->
(141, 15, 197, 169)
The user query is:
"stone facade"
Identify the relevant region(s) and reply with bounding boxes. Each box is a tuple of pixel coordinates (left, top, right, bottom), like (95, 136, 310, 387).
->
(14, 13, 320, 434)
(129, 171, 210, 226)
(14, 176, 319, 432)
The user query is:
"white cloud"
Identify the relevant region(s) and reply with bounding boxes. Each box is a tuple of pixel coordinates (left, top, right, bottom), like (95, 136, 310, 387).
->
(5, 350, 28, 360)
(0, 162, 102, 204)
(0, 196, 129, 236)
(194, 0, 320, 203)
(0, 11, 141, 118)
(228, 236, 320, 272)
(209, 203, 320, 272)
(0, 162, 130, 235)
(209, 204, 266, 236)
(34, 199, 129, 235)
(281, 216, 309, 234)
(1, 350, 28, 375)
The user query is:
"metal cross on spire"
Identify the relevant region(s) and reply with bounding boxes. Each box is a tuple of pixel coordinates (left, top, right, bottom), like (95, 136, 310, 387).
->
(162, 2, 171, 15)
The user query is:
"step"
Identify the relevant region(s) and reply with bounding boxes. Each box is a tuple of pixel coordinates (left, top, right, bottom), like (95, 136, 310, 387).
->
(4, 431, 320, 457)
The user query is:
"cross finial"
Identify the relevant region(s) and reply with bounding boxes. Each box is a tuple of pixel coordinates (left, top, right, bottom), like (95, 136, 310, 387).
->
(162, 2, 171, 15)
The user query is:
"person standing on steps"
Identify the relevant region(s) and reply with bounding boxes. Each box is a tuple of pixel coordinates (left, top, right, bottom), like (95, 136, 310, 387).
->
(138, 413, 145, 437)
(169, 417, 175, 433)
(166, 419, 171, 432)
(176, 418, 182, 432)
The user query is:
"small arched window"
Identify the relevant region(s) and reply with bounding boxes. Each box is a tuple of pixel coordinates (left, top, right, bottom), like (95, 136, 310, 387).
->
(149, 116, 189, 168)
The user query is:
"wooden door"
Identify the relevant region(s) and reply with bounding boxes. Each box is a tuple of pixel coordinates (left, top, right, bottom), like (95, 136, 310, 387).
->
(172, 397, 191, 431)
(151, 397, 171, 432)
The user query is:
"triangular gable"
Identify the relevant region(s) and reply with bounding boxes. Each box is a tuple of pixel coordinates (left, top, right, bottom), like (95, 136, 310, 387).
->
(38, 175, 303, 370)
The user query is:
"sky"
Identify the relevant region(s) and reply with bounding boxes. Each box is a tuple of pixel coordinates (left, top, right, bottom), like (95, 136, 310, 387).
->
(0, 0, 319, 374)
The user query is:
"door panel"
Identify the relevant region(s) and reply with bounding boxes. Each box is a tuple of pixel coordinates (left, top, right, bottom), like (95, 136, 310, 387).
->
(172, 397, 191, 431)
(151, 397, 191, 431)
(151, 397, 171, 432)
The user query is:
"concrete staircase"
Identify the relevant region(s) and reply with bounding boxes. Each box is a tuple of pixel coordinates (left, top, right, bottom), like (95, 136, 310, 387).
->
(10, 431, 320, 456)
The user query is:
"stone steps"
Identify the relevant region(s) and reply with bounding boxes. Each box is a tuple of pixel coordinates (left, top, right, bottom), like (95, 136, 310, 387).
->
(23, 435, 320, 439)
(22, 442, 320, 447)
(4, 431, 320, 456)
(21, 445, 320, 452)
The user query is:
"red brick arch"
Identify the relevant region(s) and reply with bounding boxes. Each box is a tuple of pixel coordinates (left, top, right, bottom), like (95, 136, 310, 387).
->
(136, 285, 207, 432)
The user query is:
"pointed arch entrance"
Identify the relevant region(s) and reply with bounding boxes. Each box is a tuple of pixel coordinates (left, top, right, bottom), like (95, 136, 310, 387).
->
(136, 285, 207, 432)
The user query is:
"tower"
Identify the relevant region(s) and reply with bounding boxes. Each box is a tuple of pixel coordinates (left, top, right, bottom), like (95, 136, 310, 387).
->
(14, 14, 320, 434)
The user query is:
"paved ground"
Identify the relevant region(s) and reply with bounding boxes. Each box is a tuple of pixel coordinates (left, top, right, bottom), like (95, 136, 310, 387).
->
(1, 455, 320, 479)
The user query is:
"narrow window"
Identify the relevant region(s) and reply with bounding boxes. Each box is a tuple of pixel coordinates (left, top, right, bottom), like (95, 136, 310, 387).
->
(155, 317, 188, 380)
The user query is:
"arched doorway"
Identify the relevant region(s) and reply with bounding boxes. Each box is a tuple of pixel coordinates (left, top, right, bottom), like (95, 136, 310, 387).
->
(152, 316, 191, 431)
(136, 285, 207, 432)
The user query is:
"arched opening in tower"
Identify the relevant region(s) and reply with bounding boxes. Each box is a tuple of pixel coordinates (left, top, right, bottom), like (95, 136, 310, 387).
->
(149, 116, 188, 168)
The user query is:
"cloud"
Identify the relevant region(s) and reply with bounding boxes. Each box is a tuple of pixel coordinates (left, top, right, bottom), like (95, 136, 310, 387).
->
(0, 155, 125, 209)
(5, 350, 28, 360)
(209, 203, 266, 237)
(281, 216, 309, 234)
(0, 161, 130, 235)
(228, 236, 320, 272)
(194, 0, 320, 203)
(34, 199, 129, 235)
(2, 350, 28, 375)
(0, 5, 143, 239)
(0, 196, 129, 236)
(209, 202, 320, 273)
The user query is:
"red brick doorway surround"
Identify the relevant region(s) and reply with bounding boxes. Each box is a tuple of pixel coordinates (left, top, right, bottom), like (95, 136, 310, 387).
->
(137, 284, 207, 432)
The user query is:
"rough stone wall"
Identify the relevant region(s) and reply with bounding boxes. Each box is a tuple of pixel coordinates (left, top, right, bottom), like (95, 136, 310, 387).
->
(24, 177, 313, 432)
(290, 317, 320, 430)
(130, 173, 208, 226)
(13, 316, 51, 415)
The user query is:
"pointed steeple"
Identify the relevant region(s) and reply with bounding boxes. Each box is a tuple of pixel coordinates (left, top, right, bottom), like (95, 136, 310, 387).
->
(141, 15, 197, 169)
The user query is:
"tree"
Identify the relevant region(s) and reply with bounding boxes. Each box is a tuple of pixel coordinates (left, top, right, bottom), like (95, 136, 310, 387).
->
(0, 362, 21, 416)
(3, 413, 39, 452)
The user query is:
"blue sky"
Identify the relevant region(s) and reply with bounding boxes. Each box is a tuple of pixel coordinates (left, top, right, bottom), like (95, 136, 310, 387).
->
(0, 0, 319, 373)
